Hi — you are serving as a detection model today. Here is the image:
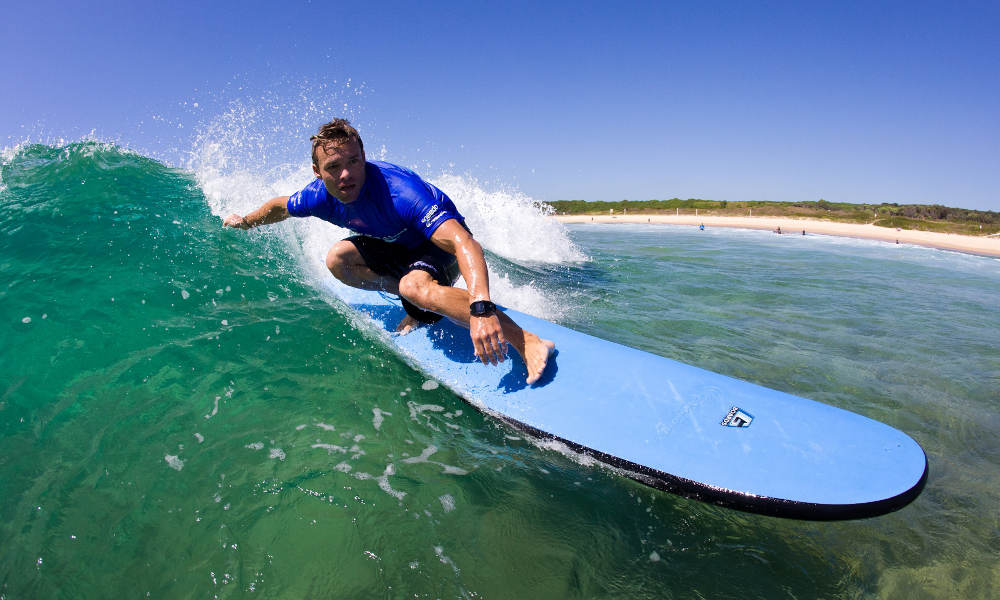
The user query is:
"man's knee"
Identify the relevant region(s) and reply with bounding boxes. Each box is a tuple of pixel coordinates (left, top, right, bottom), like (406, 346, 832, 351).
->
(398, 270, 437, 308)
(326, 241, 359, 279)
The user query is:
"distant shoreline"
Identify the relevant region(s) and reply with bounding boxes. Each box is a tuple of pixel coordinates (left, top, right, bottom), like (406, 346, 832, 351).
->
(553, 214, 1000, 258)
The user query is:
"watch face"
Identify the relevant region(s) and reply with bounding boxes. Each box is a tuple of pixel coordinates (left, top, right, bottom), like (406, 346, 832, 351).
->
(471, 301, 495, 316)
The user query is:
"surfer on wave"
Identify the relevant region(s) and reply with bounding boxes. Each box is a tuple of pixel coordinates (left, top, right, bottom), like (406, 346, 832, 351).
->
(223, 119, 554, 384)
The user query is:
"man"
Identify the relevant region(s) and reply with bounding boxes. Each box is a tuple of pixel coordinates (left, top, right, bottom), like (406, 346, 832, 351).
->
(223, 119, 554, 384)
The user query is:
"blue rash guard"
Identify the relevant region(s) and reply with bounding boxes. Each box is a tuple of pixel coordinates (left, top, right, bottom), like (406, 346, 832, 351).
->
(286, 161, 465, 251)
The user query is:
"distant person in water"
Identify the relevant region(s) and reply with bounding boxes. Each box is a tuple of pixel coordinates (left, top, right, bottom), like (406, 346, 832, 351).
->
(222, 119, 554, 384)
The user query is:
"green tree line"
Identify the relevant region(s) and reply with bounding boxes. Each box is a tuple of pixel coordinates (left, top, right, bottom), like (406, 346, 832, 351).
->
(545, 199, 999, 226)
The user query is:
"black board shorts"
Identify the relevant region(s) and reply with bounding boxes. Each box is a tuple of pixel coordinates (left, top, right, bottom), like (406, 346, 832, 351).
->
(347, 235, 460, 324)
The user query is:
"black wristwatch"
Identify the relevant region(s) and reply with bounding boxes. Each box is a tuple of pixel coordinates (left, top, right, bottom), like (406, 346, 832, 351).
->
(469, 300, 497, 317)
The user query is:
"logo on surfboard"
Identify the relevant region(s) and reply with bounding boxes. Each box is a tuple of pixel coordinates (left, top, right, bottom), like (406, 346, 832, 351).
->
(721, 406, 754, 428)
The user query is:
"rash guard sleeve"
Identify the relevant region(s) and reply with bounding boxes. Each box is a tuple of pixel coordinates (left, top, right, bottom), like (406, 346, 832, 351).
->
(396, 179, 463, 241)
(286, 179, 333, 220)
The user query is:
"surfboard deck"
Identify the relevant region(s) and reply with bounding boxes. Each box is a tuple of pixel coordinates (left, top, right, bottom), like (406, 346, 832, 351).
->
(334, 286, 928, 521)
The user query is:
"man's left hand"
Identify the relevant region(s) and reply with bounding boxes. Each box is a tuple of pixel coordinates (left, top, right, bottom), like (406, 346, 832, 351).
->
(471, 314, 506, 365)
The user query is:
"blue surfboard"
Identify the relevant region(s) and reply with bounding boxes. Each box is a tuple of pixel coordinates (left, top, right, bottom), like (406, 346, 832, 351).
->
(332, 285, 928, 520)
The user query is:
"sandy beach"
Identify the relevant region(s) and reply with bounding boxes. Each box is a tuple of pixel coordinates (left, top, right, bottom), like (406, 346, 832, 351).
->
(554, 214, 1000, 258)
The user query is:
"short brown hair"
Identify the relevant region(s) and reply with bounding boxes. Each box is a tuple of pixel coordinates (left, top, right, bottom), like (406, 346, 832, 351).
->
(310, 119, 364, 166)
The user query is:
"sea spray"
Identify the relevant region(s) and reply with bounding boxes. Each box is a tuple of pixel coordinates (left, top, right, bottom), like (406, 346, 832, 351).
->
(428, 173, 586, 265)
(187, 101, 587, 321)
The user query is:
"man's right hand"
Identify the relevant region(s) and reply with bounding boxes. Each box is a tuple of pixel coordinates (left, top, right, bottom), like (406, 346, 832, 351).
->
(223, 214, 250, 229)
(471, 313, 507, 366)
(222, 197, 291, 230)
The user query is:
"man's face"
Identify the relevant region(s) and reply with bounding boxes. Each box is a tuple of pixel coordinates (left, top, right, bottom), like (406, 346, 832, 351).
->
(313, 139, 366, 203)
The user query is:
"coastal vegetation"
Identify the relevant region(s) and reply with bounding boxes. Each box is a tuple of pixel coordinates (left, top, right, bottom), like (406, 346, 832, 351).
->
(544, 199, 1000, 236)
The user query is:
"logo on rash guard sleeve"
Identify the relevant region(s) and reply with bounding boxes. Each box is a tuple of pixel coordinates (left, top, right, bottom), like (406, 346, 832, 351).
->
(420, 204, 445, 228)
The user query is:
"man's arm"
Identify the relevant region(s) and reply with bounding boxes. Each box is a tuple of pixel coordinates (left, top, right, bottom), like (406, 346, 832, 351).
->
(429, 219, 506, 361)
(222, 196, 291, 229)
(429, 219, 491, 302)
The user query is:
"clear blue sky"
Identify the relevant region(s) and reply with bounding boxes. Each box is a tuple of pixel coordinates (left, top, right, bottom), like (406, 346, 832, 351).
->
(3, 0, 998, 210)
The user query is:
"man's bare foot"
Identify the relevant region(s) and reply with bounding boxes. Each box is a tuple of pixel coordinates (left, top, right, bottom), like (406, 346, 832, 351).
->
(524, 334, 556, 385)
(395, 314, 420, 335)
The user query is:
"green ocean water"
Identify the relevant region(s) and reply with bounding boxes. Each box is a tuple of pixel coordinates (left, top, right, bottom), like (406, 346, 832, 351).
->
(2, 141, 999, 599)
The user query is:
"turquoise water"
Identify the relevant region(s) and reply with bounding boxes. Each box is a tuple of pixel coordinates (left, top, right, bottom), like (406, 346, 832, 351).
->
(2, 141, 999, 598)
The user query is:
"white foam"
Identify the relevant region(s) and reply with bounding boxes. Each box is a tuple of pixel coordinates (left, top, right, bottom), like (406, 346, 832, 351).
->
(429, 173, 586, 264)
(408, 402, 445, 421)
(164, 455, 185, 471)
(354, 464, 406, 500)
(535, 438, 599, 468)
(402, 445, 439, 464)
(204, 396, 220, 420)
(311, 443, 348, 454)
(401, 445, 469, 476)
(434, 546, 460, 574)
(372, 408, 391, 430)
(439, 494, 456, 513)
